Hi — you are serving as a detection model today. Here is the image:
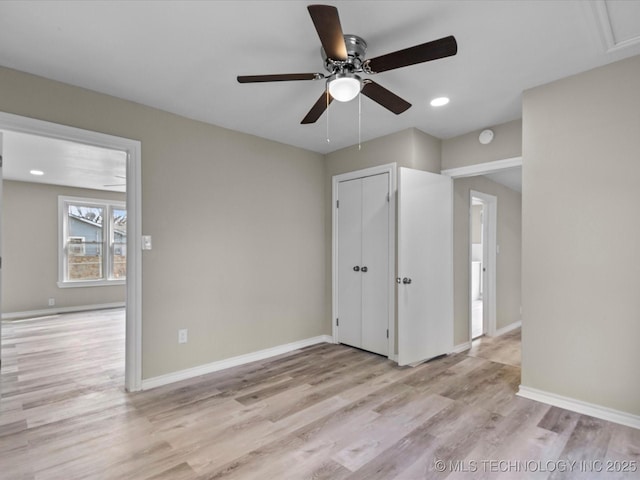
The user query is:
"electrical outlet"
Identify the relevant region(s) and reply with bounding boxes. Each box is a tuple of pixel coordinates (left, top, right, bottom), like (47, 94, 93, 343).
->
(48, 298, 55, 307)
(178, 329, 188, 344)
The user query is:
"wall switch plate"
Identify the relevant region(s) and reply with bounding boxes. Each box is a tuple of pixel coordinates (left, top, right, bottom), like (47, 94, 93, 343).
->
(142, 235, 152, 250)
(178, 328, 188, 344)
(48, 298, 55, 307)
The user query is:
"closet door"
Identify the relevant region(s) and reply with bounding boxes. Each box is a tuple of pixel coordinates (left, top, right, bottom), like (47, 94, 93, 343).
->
(361, 173, 389, 355)
(337, 178, 362, 349)
(336, 173, 389, 356)
(397, 167, 453, 365)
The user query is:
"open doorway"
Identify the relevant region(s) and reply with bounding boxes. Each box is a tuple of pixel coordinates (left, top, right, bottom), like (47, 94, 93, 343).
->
(0, 111, 141, 391)
(468, 190, 497, 341)
(470, 196, 485, 339)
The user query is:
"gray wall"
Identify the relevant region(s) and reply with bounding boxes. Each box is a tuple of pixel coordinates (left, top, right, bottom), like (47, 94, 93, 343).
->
(522, 55, 640, 416)
(453, 176, 522, 346)
(2, 180, 126, 314)
(442, 119, 522, 170)
(0, 66, 326, 379)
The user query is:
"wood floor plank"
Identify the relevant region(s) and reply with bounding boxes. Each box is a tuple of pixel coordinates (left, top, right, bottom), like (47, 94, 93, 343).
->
(2, 311, 637, 480)
(332, 393, 453, 472)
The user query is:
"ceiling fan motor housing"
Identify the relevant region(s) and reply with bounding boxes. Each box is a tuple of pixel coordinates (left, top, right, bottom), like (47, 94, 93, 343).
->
(322, 34, 368, 73)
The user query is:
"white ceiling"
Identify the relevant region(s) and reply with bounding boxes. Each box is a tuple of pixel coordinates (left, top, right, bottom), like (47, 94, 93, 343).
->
(483, 166, 522, 193)
(0, 0, 639, 186)
(2, 131, 127, 192)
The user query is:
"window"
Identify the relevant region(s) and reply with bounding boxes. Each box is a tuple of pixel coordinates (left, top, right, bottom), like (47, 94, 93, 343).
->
(59, 196, 126, 287)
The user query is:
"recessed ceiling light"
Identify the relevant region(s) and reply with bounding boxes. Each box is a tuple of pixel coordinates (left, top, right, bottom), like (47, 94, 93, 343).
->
(30, 169, 44, 176)
(430, 97, 450, 107)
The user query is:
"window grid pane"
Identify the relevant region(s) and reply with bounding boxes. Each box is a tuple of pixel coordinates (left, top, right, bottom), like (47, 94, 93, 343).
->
(66, 204, 105, 281)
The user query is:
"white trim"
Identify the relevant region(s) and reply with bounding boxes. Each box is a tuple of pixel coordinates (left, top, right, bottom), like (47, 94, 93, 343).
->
(517, 385, 640, 430)
(332, 163, 396, 361)
(469, 190, 497, 338)
(2, 302, 125, 321)
(57, 279, 126, 288)
(142, 335, 333, 390)
(450, 342, 471, 354)
(494, 320, 521, 337)
(441, 157, 522, 179)
(0, 111, 142, 392)
(589, 0, 640, 53)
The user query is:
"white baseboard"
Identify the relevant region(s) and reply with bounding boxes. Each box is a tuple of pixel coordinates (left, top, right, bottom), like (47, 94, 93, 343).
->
(494, 320, 521, 337)
(517, 385, 640, 430)
(450, 341, 471, 354)
(142, 335, 334, 390)
(2, 302, 126, 321)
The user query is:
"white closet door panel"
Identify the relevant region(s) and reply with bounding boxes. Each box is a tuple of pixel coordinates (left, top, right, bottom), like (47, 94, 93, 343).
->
(337, 178, 362, 348)
(361, 173, 389, 356)
(0, 132, 3, 364)
(398, 167, 453, 366)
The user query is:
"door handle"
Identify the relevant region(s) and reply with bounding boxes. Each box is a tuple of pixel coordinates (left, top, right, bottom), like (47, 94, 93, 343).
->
(361, 266, 368, 273)
(402, 277, 412, 284)
(353, 266, 360, 272)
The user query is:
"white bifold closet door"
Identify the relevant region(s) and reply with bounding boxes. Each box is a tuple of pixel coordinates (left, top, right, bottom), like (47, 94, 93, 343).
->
(337, 172, 389, 356)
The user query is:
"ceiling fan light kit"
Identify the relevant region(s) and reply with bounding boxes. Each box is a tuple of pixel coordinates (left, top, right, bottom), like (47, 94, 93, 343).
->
(237, 4, 457, 124)
(328, 73, 361, 102)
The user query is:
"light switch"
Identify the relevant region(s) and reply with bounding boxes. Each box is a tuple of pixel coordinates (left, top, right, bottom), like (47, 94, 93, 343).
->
(142, 235, 152, 250)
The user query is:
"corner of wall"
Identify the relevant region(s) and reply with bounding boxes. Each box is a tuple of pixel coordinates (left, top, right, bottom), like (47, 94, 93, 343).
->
(410, 128, 442, 173)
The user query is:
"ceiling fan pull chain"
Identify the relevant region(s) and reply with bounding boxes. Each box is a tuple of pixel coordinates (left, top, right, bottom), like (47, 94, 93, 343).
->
(326, 87, 330, 143)
(358, 91, 362, 150)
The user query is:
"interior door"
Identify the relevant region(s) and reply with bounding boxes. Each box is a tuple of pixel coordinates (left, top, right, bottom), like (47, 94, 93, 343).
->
(337, 178, 362, 348)
(397, 167, 453, 366)
(0, 132, 3, 367)
(361, 173, 389, 355)
(336, 173, 389, 356)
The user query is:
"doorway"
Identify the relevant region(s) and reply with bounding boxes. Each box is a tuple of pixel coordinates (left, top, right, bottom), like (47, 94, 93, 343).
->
(470, 196, 485, 338)
(0, 111, 142, 392)
(469, 190, 497, 340)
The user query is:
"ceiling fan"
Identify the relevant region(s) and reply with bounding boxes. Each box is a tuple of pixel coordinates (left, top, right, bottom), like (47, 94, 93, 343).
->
(237, 4, 457, 124)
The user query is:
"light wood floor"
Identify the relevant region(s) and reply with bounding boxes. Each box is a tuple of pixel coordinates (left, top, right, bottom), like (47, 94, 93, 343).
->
(1, 310, 638, 479)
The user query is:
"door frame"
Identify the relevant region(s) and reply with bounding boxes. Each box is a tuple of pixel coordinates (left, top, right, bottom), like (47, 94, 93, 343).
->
(442, 157, 522, 341)
(469, 190, 497, 338)
(332, 163, 396, 360)
(0, 111, 143, 392)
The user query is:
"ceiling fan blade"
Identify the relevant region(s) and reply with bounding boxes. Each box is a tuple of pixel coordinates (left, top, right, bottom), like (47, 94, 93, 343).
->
(361, 80, 411, 114)
(365, 35, 457, 73)
(237, 73, 323, 83)
(301, 90, 334, 124)
(307, 5, 348, 61)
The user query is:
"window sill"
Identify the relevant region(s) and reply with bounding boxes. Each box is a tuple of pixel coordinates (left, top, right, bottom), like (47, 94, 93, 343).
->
(57, 279, 126, 288)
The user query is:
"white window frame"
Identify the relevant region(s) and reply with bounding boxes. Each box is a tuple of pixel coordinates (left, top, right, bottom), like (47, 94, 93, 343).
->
(68, 236, 86, 255)
(58, 195, 126, 288)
